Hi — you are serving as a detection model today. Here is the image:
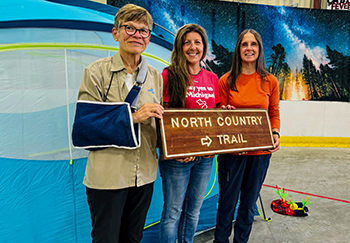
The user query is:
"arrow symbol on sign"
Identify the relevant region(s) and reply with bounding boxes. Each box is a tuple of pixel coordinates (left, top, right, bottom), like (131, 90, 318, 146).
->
(201, 136, 212, 147)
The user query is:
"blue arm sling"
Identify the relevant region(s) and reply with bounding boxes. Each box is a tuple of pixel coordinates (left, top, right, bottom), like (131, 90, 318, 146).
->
(72, 59, 148, 150)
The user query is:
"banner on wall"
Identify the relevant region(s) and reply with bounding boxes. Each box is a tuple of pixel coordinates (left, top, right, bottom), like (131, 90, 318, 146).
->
(327, 0, 350, 10)
(112, 0, 350, 103)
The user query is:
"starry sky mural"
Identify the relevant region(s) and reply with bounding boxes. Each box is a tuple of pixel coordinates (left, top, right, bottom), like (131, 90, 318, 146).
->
(110, 0, 350, 101)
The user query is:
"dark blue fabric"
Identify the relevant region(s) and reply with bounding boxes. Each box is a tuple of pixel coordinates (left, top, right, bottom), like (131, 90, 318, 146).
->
(0, 20, 114, 32)
(125, 85, 141, 108)
(214, 154, 271, 243)
(72, 102, 139, 149)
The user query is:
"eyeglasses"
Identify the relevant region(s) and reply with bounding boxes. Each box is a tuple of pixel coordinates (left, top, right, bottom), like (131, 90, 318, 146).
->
(120, 25, 151, 38)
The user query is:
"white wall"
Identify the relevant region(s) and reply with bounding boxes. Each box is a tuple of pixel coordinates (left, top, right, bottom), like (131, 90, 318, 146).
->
(280, 101, 350, 137)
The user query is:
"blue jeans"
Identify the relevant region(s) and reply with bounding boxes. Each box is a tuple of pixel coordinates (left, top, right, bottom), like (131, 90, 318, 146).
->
(159, 156, 213, 243)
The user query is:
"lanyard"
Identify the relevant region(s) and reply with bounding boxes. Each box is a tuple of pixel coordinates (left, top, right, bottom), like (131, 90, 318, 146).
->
(103, 58, 148, 108)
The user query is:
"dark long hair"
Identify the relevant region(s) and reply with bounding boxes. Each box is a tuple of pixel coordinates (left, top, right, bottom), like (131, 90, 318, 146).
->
(227, 29, 269, 91)
(166, 24, 208, 108)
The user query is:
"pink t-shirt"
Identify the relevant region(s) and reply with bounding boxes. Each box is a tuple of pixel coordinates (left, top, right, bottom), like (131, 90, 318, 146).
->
(162, 68, 220, 109)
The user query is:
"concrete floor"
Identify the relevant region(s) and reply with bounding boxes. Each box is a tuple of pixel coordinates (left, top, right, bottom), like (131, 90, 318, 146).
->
(194, 147, 350, 243)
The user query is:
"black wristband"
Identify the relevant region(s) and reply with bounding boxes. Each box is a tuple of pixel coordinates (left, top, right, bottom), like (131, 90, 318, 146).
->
(272, 131, 280, 138)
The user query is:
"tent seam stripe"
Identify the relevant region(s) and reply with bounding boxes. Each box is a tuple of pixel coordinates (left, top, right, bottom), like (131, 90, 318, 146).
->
(0, 43, 170, 65)
(65, 47, 78, 243)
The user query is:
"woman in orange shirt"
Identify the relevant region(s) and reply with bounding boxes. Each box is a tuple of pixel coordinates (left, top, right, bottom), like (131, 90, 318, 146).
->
(214, 29, 280, 243)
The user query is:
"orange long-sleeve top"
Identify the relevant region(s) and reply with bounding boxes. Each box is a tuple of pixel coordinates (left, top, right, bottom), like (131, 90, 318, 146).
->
(219, 71, 280, 155)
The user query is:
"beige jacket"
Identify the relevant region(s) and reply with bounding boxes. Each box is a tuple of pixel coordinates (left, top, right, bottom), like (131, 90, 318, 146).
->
(78, 51, 162, 189)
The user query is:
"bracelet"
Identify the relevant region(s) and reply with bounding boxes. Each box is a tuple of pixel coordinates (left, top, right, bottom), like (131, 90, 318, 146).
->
(272, 131, 280, 138)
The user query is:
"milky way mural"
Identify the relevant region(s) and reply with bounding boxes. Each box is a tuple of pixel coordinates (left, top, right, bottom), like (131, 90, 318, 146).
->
(110, 0, 350, 102)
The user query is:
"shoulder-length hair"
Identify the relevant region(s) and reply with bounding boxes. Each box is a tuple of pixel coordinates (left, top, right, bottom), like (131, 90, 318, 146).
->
(166, 24, 208, 108)
(227, 29, 269, 91)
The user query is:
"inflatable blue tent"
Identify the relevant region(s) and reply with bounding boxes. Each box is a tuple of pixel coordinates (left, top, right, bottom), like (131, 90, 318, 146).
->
(0, 1, 220, 242)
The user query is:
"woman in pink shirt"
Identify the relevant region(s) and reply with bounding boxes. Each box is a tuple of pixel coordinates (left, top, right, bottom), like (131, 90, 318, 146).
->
(159, 24, 220, 243)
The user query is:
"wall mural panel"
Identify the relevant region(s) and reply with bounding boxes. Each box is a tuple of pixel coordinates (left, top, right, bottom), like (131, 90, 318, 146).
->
(110, 0, 350, 102)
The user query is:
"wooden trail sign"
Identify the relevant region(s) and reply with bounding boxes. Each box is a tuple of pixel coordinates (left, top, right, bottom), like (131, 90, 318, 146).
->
(157, 108, 274, 160)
